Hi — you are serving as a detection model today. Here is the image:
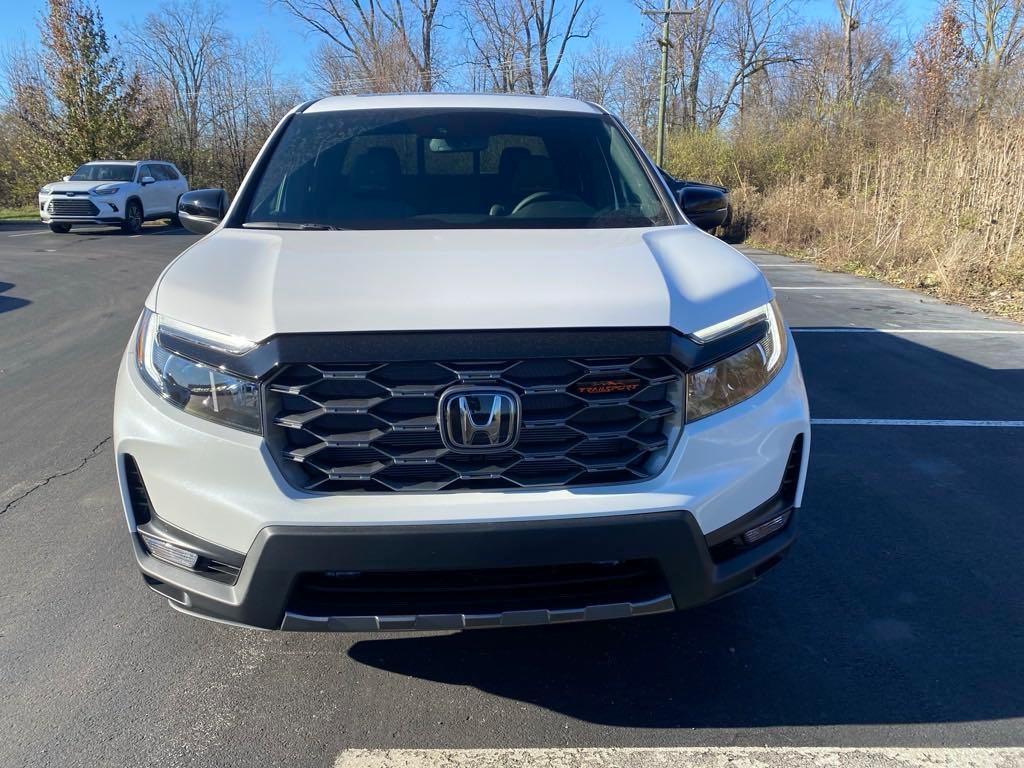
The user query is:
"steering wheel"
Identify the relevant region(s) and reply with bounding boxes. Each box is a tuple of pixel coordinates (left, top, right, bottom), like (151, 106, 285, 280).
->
(510, 190, 582, 216)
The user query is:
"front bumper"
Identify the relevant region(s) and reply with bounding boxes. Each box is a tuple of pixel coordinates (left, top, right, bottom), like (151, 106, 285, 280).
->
(133, 501, 797, 631)
(114, 331, 810, 631)
(39, 194, 125, 224)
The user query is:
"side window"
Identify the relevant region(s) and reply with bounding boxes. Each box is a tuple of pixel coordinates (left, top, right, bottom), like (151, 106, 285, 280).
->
(139, 164, 157, 182)
(157, 165, 178, 181)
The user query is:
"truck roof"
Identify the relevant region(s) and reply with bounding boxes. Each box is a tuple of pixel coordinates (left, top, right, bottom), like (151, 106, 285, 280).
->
(303, 93, 603, 115)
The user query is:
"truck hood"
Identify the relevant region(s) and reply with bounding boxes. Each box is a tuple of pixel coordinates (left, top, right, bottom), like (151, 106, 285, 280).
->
(153, 227, 772, 342)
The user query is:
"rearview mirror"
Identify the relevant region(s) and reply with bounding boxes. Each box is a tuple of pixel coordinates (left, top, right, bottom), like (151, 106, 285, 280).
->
(677, 186, 730, 232)
(428, 136, 488, 153)
(178, 188, 228, 235)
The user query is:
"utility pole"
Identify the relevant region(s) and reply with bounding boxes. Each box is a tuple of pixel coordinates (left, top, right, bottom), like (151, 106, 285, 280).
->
(642, 0, 692, 167)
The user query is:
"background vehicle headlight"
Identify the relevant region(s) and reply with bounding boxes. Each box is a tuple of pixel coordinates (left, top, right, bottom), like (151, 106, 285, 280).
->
(40, 186, 52, 195)
(686, 301, 788, 422)
(94, 185, 120, 195)
(134, 309, 261, 433)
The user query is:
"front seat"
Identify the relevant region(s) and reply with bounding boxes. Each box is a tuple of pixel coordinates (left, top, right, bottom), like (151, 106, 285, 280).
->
(342, 147, 415, 221)
(508, 155, 560, 210)
(493, 147, 532, 211)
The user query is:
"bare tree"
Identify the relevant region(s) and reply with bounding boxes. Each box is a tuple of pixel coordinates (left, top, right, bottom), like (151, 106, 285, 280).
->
(461, 0, 594, 93)
(834, 0, 858, 101)
(522, 0, 595, 93)
(207, 36, 295, 189)
(125, 0, 228, 178)
(668, 0, 728, 129)
(703, 0, 801, 127)
(962, 0, 1024, 109)
(462, 0, 531, 90)
(615, 38, 662, 141)
(277, 0, 444, 92)
(570, 39, 620, 105)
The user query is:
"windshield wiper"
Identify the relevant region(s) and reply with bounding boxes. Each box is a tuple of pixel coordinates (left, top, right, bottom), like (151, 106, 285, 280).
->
(242, 221, 345, 231)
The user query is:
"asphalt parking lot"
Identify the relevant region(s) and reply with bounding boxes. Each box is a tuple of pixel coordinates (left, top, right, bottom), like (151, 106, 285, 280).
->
(1, 223, 1022, 768)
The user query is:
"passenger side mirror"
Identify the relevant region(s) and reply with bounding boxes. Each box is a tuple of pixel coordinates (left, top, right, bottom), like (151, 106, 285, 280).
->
(178, 188, 228, 235)
(141, 176, 156, 185)
(62, 176, 71, 182)
(677, 186, 730, 232)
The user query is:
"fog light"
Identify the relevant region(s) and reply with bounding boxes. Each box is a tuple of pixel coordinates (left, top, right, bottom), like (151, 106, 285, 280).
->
(140, 532, 199, 569)
(740, 511, 790, 545)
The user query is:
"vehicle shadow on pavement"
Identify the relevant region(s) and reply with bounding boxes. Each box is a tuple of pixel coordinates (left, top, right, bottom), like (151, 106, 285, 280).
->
(349, 334, 1024, 729)
(0, 281, 31, 314)
(65, 222, 188, 237)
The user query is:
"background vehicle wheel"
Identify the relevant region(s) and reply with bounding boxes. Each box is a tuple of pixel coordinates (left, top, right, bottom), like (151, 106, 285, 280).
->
(48, 223, 71, 233)
(122, 200, 143, 234)
(170, 196, 181, 227)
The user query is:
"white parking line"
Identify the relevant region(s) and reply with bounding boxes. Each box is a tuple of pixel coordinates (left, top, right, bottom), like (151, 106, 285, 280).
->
(7, 230, 47, 237)
(334, 747, 1024, 768)
(793, 328, 1024, 335)
(812, 418, 1024, 427)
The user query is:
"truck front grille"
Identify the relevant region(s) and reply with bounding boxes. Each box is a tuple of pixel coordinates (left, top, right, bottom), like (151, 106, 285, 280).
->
(264, 356, 684, 493)
(48, 198, 99, 217)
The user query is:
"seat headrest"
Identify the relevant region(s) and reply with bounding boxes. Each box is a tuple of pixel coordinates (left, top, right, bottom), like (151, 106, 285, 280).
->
(498, 147, 532, 180)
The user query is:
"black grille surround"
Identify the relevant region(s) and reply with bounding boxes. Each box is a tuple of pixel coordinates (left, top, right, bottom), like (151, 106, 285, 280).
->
(48, 197, 99, 217)
(264, 355, 685, 493)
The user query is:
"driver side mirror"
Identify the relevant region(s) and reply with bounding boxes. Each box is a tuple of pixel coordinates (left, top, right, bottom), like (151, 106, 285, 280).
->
(141, 176, 156, 185)
(62, 176, 71, 182)
(178, 188, 228, 235)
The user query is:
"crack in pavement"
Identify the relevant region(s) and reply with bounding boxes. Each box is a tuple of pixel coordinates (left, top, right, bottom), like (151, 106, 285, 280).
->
(0, 435, 112, 518)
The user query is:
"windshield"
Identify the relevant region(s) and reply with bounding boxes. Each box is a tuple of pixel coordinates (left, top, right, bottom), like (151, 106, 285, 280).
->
(70, 164, 136, 182)
(242, 109, 671, 230)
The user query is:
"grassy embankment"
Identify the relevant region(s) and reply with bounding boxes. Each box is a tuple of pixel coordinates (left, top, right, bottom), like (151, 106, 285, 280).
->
(665, 120, 1024, 321)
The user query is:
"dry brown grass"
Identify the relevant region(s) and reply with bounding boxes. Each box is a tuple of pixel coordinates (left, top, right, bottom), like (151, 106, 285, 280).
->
(730, 122, 1024, 320)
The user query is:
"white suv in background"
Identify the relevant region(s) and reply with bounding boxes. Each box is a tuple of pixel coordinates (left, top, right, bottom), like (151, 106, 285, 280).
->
(39, 160, 188, 234)
(114, 94, 810, 632)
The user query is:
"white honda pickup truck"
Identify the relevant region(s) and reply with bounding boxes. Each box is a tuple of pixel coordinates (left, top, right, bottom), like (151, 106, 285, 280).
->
(113, 94, 810, 632)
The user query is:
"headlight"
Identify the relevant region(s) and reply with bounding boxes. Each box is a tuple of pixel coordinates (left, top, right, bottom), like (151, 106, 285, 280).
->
(685, 301, 788, 422)
(94, 185, 120, 195)
(134, 309, 261, 433)
(40, 186, 52, 195)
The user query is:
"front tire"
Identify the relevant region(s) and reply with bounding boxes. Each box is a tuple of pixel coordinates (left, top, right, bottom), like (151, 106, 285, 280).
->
(48, 223, 71, 233)
(122, 200, 143, 234)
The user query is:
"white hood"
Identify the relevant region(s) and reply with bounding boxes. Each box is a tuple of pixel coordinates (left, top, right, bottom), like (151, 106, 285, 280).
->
(43, 181, 109, 194)
(152, 226, 772, 342)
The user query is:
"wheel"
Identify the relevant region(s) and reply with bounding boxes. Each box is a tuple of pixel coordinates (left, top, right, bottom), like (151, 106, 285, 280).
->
(48, 223, 71, 233)
(122, 200, 143, 234)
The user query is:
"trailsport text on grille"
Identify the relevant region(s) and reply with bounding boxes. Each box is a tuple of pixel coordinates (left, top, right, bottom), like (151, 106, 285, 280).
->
(113, 94, 811, 632)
